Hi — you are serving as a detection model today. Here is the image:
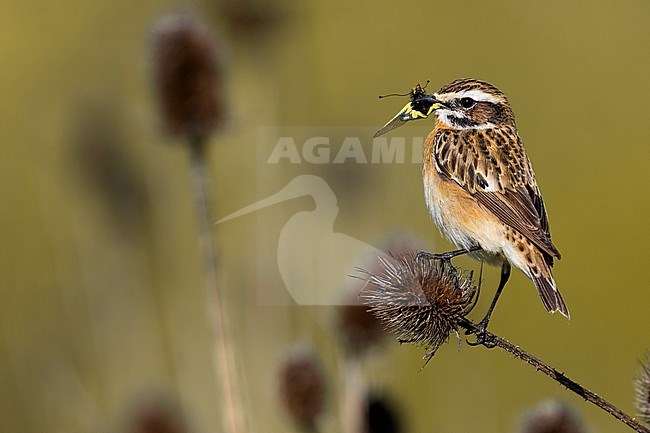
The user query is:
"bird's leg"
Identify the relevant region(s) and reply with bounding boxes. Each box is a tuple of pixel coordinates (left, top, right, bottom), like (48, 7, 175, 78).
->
(480, 261, 511, 327)
(468, 261, 511, 348)
(468, 262, 484, 312)
(416, 246, 482, 263)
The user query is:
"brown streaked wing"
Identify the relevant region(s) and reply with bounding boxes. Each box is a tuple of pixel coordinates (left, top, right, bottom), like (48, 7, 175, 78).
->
(433, 128, 560, 261)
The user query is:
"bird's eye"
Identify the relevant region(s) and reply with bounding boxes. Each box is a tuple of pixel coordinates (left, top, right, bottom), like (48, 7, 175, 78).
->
(459, 97, 476, 109)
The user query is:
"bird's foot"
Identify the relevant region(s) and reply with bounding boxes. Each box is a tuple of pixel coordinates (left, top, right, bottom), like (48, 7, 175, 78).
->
(416, 250, 454, 263)
(416, 251, 459, 279)
(416, 246, 481, 264)
(466, 319, 496, 348)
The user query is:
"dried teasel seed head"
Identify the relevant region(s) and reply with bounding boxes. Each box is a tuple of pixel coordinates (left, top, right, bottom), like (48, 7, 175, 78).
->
(520, 401, 587, 433)
(278, 347, 327, 429)
(359, 252, 477, 361)
(150, 13, 224, 138)
(635, 353, 650, 426)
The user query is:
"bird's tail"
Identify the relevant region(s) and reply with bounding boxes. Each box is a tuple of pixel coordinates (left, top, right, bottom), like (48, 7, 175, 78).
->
(531, 258, 570, 318)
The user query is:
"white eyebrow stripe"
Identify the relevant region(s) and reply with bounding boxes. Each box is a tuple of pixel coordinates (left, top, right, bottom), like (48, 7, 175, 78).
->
(434, 90, 504, 104)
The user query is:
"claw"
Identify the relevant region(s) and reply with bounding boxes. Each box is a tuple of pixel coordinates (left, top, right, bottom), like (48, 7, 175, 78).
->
(415, 251, 437, 262)
(465, 321, 496, 348)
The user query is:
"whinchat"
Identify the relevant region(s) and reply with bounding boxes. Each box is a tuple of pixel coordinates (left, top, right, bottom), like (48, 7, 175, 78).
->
(375, 78, 568, 336)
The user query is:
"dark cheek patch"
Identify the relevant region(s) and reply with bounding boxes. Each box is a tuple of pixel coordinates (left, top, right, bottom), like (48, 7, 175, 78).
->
(448, 114, 478, 128)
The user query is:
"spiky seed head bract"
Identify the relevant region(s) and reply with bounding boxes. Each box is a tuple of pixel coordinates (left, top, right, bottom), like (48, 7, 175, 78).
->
(636, 353, 650, 426)
(359, 252, 477, 361)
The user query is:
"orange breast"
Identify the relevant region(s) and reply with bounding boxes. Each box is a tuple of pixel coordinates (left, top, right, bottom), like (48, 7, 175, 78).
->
(422, 125, 506, 259)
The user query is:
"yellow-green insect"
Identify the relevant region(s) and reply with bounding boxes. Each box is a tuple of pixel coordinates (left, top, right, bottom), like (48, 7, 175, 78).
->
(374, 81, 447, 138)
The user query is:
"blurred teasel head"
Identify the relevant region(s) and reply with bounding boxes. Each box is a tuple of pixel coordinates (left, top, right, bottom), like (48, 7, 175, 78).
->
(519, 401, 587, 433)
(128, 394, 188, 433)
(150, 12, 225, 139)
(363, 393, 402, 433)
(336, 288, 387, 358)
(278, 346, 327, 431)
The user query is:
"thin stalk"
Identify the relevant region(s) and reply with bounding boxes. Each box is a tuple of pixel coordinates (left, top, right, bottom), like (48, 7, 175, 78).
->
(189, 137, 244, 433)
(459, 318, 650, 433)
(342, 356, 365, 433)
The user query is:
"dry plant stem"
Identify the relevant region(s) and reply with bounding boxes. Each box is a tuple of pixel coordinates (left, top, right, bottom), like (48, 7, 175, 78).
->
(189, 136, 244, 433)
(342, 356, 365, 433)
(301, 421, 322, 433)
(459, 318, 650, 433)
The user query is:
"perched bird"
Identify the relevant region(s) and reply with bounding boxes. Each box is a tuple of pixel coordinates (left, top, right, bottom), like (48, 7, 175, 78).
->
(375, 78, 568, 338)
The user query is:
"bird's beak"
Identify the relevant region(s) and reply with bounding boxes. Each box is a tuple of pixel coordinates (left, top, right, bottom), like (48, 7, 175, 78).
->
(374, 95, 446, 138)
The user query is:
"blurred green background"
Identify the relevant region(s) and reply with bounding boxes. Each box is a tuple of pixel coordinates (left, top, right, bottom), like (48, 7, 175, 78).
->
(1, 0, 649, 432)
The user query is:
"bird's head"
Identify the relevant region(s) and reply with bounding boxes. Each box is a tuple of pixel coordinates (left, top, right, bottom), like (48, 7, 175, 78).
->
(374, 78, 516, 137)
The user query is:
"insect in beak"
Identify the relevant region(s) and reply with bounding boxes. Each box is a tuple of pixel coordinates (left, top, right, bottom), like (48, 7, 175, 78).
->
(374, 84, 446, 138)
